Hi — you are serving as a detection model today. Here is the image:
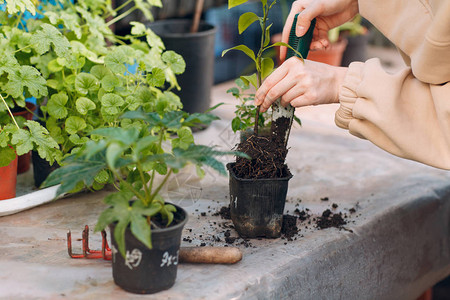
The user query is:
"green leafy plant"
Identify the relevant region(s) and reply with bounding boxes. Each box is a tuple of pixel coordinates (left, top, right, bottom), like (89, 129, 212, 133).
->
(0, 94, 59, 167)
(0, 0, 186, 187)
(222, 0, 302, 135)
(43, 109, 246, 256)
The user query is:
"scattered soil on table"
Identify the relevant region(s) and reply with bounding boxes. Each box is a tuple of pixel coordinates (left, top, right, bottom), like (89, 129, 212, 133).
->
(212, 205, 231, 220)
(315, 209, 347, 229)
(232, 117, 291, 179)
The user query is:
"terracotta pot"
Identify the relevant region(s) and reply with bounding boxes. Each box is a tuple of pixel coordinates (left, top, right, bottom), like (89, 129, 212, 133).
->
(12, 102, 37, 174)
(0, 155, 18, 200)
(307, 38, 348, 66)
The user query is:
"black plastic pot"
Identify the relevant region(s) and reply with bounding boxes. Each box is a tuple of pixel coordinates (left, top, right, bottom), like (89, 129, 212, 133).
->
(32, 150, 59, 188)
(147, 19, 216, 114)
(227, 163, 292, 238)
(109, 204, 188, 294)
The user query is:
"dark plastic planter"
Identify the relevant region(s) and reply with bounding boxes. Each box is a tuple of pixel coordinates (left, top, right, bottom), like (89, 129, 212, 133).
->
(31, 150, 59, 188)
(227, 163, 292, 238)
(147, 19, 216, 115)
(109, 204, 188, 294)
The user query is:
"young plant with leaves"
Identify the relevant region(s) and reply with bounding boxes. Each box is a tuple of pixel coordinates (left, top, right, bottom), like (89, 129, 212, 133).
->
(43, 109, 246, 256)
(222, 0, 302, 136)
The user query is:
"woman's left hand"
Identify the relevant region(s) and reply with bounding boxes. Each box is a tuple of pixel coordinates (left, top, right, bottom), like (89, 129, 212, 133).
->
(255, 57, 348, 112)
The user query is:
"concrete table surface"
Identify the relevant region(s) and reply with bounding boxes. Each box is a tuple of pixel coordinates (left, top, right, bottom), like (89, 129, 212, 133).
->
(2, 53, 450, 299)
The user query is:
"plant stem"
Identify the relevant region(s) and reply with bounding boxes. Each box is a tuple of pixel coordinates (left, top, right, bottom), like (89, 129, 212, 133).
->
(0, 94, 20, 129)
(137, 161, 151, 200)
(107, 0, 134, 18)
(254, 3, 269, 136)
(113, 169, 147, 203)
(105, 6, 137, 27)
(149, 169, 173, 202)
(148, 130, 164, 195)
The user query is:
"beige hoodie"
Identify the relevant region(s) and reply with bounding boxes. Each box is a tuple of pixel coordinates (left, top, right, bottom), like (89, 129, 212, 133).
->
(335, 0, 450, 170)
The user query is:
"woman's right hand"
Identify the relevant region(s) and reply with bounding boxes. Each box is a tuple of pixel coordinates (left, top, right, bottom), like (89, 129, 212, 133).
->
(279, 0, 359, 60)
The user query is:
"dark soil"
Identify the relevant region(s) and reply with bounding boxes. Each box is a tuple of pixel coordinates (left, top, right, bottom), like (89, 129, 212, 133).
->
(233, 117, 291, 179)
(281, 215, 298, 241)
(212, 205, 231, 220)
(315, 209, 347, 229)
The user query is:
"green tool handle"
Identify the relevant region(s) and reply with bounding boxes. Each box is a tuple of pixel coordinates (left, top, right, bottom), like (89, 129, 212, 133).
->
(286, 15, 316, 60)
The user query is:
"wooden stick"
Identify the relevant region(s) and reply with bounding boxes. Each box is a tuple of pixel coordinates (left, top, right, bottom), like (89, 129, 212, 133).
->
(190, 0, 205, 33)
(179, 246, 243, 264)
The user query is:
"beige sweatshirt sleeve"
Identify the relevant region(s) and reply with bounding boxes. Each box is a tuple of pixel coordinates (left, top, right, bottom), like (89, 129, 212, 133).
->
(334, 0, 450, 170)
(336, 60, 450, 169)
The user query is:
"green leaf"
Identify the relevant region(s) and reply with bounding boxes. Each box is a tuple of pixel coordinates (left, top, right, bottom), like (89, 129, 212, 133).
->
(231, 116, 242, 132)
(228, 0, 248, 9)
(3, 0, 35, 15)
(31, 24, 70, 58)
(238, 12, 259, 34)
(65, 116, 87, 135)
(14, 121, 59, 165)
(0, 147, 16, 168)
(227, 87, 240, 97)
(240, 73, 258, 88)
(101, 94, 124, 115)
(222, 45, 256, 62)
(264, 24, 273, 47)
(162, 51, 185, 75)
(93, 170, 109, 185)
(104, 46, 135, 74)
(43, 151, 108, 195)
(106, 142, 125, 169)
(147, 68, 165, 87)
(5, 66, 47, 98)
(76, 97, 96, 115)
(90, 65, 112, 81)
(101, 74, 121, 92)
(235, 78, 250, 90)
(130, 213, 152, 249)
(172, 127, 194, 150)
(0, 53, 19, 77)
(47, 93, 68, 119)
(69, 134, 89, 145)
(92, 127, 139, 146)
(47, 59, 64, 73)
(75, 73, 100, 95)
(261, 57, 274, 81)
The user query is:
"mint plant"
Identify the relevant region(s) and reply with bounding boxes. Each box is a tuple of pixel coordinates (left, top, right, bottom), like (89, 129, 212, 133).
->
(43, 109, 246, 256)
(222, 0, 302, 135)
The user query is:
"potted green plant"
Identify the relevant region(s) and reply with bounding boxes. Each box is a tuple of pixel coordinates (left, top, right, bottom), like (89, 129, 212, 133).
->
(221, 0, 308, 238)
(0, 0, 185, 187)
(0, 94, 59, 200)
(43, 109, 243, 294)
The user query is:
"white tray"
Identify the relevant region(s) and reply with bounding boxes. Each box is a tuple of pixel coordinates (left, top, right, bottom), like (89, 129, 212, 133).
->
(0, 167, 61, 217)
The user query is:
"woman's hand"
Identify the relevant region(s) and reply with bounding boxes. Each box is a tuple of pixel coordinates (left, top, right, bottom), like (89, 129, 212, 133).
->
(279, 0, 359, 60)
(255, 57, 347, 112)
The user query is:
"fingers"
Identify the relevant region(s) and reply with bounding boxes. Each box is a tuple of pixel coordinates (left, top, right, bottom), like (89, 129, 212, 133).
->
(255, 66, 292, 112)
(295, 1, 324, 37)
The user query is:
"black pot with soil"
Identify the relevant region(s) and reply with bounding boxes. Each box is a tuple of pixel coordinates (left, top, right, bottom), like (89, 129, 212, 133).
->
(228, 117, 293, 238)
(228, 162, 292, 238)
(109, 204, 188, 294)
(32, 150, 60, 188)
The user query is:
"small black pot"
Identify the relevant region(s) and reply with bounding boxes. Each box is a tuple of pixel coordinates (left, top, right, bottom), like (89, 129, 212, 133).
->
(227, 163, 292, 238)
(109, 204, 188, 294)
(32, 150, 60, 188)
(147, 19, 216, 115)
